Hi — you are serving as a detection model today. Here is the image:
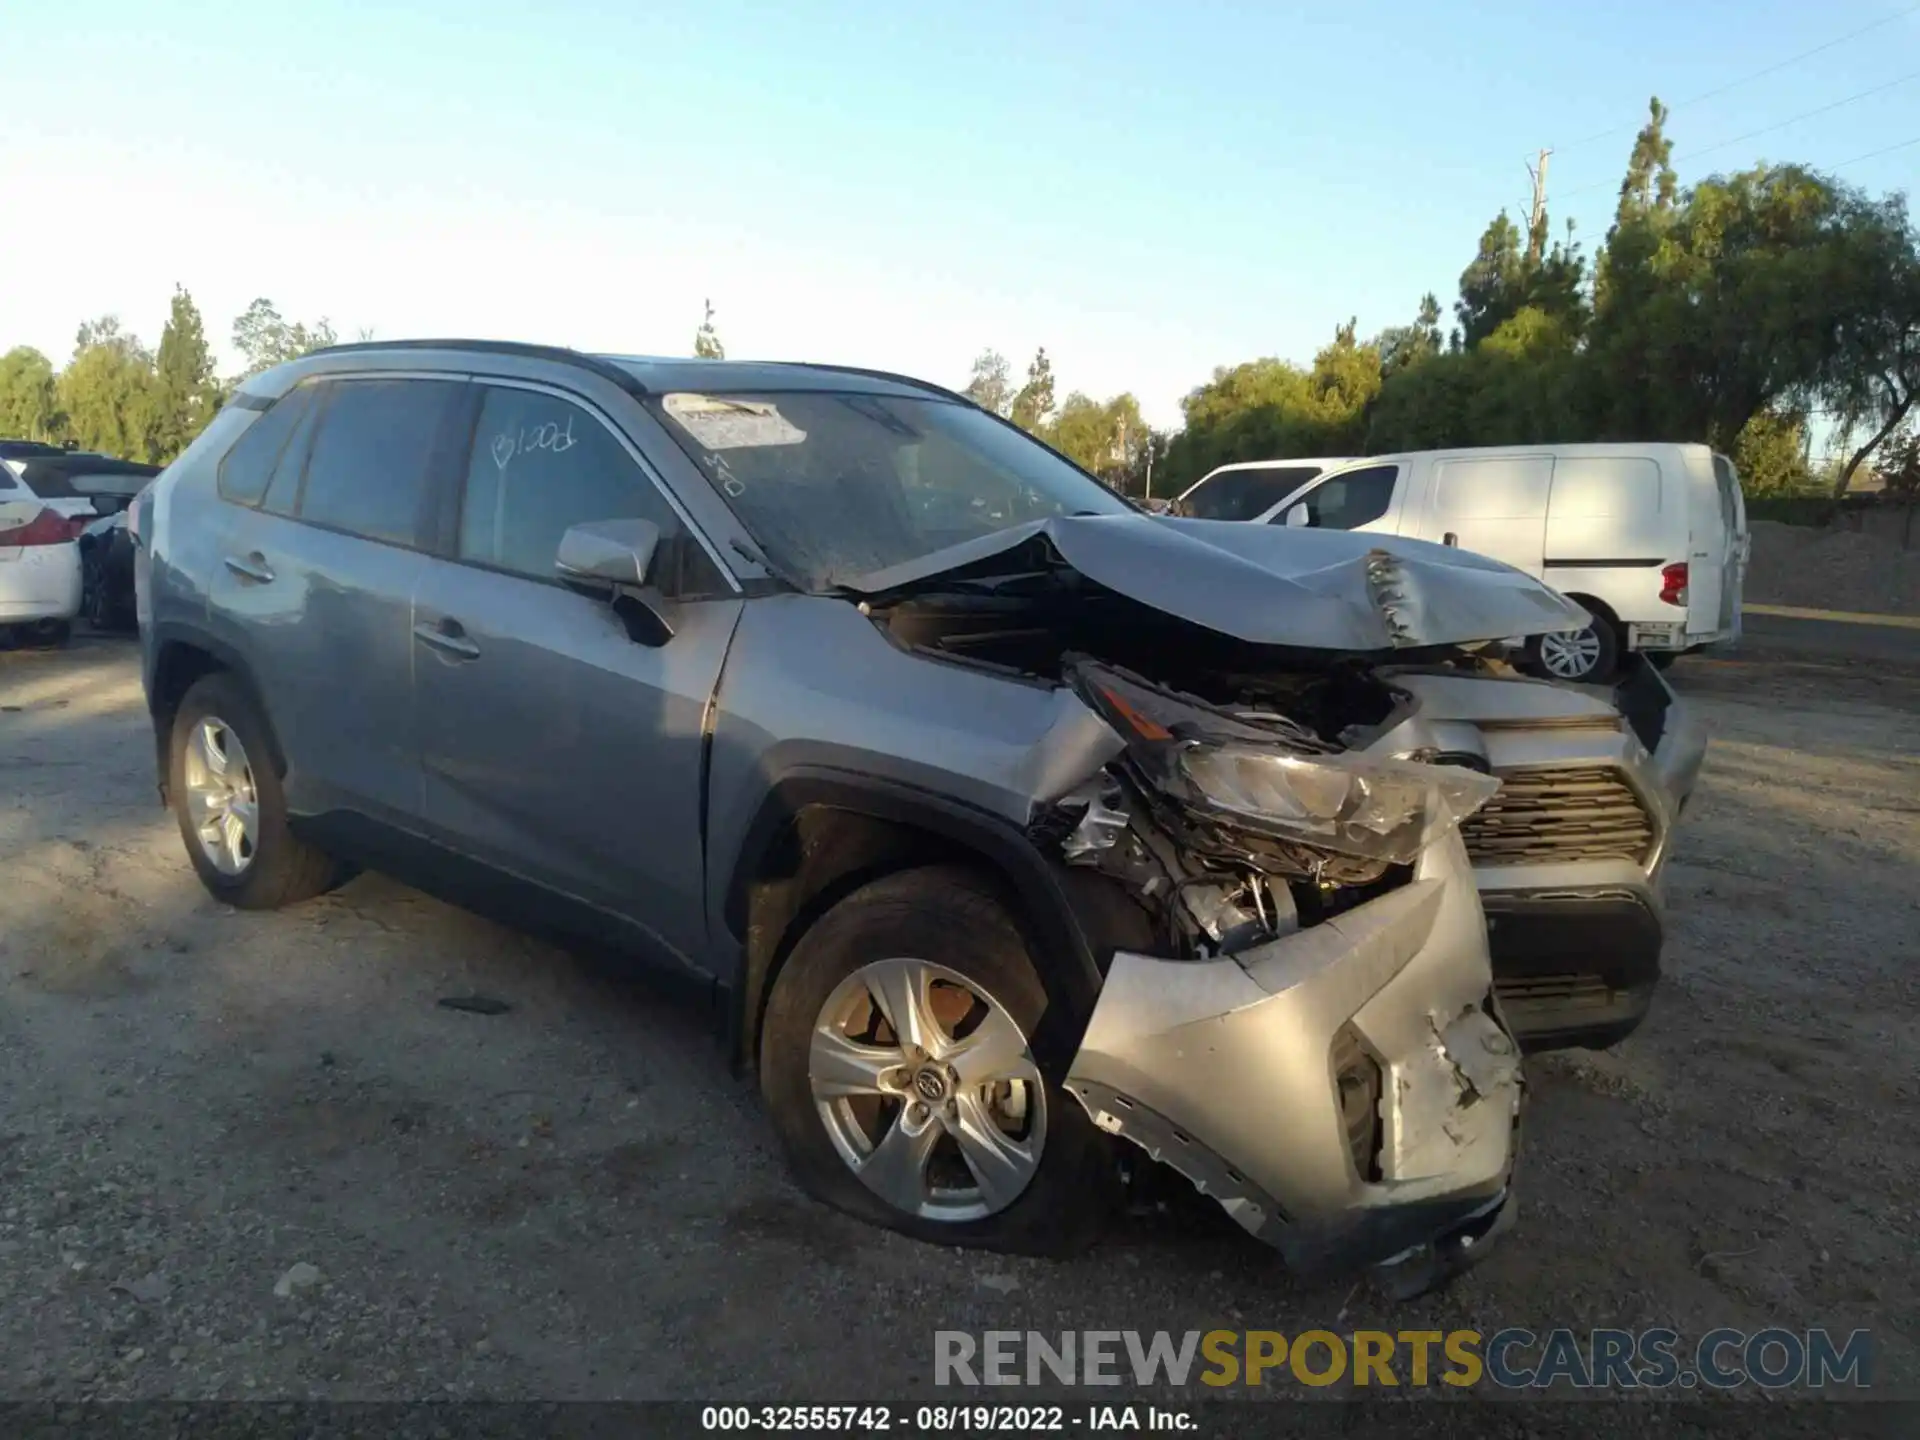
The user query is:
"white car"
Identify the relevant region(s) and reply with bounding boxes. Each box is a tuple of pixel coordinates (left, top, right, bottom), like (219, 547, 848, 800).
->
(1170, 457, 1355, 521)
(0, 466, 84, 646)
(1251, 443, 1750, 683)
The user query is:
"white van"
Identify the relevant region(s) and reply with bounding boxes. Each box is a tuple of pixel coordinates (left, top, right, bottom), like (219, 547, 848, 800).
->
(1171, 457, 1355, 521)
(1250, 443, 1749, 682)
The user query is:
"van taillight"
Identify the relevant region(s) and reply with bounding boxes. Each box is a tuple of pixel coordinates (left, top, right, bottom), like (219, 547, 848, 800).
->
(1659, 562, 1689, 607)
(0, 508, 73, 547)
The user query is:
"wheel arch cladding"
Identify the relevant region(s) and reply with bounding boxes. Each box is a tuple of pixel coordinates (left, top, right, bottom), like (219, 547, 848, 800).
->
(724, 773, 1110, 1074)
(148, 630, 285, 800)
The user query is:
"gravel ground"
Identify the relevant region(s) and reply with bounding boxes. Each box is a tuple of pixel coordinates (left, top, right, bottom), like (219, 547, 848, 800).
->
(0, 636, 1915, 1411)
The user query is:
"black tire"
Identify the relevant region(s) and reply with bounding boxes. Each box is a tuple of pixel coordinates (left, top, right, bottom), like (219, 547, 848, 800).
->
(168, 672, 347, 909)
(759, 865, 1118, 1257)
(1526, 613, 1620, 684)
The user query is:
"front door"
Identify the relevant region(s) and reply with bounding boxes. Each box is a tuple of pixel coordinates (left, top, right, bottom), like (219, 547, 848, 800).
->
(1271, 462, 1403, 535)
(413, 381, 742, 973)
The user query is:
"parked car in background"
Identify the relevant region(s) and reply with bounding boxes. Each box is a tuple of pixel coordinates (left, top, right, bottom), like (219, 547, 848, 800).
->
(0, 469, 82, 647)
(135, 340, 1600, 1293)
(79, 510, 138, 631)
(1252, 444, 1750, 683)
(1169, 457, 1354, 520)
(0, 452, 159, 526)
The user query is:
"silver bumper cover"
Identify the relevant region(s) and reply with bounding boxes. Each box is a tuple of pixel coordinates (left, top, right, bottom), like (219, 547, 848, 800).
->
(1064, 833, 1521, 1280)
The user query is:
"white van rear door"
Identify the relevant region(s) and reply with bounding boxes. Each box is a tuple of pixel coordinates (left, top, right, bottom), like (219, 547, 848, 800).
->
(1707, 454, 1747, 640)
(1428, 454, 1553, 574)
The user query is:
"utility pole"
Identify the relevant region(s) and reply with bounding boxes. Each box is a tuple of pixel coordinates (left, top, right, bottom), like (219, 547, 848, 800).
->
(1525, 148, 1553, 265)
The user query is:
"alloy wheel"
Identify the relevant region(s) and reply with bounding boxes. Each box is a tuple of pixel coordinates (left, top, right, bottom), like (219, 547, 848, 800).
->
(809, 957, 1047, 1223)
(182, 716, 260, 876)
(1537, 625, 1604, 680)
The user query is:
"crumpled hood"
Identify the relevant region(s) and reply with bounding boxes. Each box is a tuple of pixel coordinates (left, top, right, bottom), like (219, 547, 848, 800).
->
(844, 514, 1589, 651)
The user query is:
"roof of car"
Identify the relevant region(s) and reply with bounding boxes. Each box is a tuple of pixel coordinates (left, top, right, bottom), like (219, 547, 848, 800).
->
(292, 340, 967, 406)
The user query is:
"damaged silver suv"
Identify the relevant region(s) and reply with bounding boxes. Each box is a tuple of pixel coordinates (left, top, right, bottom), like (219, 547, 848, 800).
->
(135, 343, 1595, 1292)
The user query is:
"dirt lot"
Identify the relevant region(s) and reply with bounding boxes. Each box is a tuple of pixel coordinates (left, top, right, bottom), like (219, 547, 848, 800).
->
(0, 636, 1916, 1409)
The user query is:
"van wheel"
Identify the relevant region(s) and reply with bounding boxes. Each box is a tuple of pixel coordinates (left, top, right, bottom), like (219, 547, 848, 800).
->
(759, 865, 1117, 1256)
(1529, 617, 1619, 684)
(169, 673, 348, 909)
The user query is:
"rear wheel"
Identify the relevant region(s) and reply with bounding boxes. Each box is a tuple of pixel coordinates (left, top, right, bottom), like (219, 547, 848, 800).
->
(1528, 615, 1619, 684)
(168, 673, 347, 909)
(759, 866, 1116, 1256)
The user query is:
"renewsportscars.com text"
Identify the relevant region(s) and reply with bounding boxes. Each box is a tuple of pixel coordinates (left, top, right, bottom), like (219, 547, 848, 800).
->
(934, 1327, 1872, 1391)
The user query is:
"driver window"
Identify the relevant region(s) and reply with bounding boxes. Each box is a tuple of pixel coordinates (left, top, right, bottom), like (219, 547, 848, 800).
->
(1281, 464, 1398, 530)
(459, 386, 724, 594)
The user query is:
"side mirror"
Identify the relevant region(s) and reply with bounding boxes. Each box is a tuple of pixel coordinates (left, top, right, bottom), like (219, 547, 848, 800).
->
(1282, 503, 1310, 529)
(556, 518, 674, 647)
(557, 518, 660, 588)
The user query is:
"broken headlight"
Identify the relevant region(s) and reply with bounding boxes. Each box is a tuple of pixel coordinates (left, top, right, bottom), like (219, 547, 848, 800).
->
(1071, 656, 1502, 867)
(1177, 744, 1501, 865)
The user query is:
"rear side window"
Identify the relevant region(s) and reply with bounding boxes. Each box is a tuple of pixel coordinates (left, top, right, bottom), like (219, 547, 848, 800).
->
(1183, 466, 1322, 521)
(458, 385, 724, 595)
(298, 379, 460, 545)
(218, 388, 314, 506)
(1285, 464, 1398, 530)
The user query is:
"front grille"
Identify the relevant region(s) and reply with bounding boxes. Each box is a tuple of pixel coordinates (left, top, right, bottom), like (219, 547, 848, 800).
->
(1494, 974, 1616, 1010)
(1461, 765, 1655, 866)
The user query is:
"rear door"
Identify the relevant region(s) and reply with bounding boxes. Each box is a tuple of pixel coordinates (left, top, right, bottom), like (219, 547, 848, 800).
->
(1424, 454, 1553, 572)
(1708, 454, 1747, 639)
(206, 374, 466, 824)
(412, 379, 743, 971)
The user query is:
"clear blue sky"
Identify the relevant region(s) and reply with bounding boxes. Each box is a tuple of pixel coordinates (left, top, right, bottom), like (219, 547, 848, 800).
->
(3, 0, 1918, 426)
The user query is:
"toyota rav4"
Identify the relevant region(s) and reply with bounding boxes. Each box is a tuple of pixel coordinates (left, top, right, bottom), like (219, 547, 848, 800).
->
(134, 342, 1620, 1292)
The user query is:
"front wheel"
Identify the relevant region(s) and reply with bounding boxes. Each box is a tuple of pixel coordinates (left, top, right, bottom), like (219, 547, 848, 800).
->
(758, 866, 1117, 1256)
(1527, 616, 1620, 684)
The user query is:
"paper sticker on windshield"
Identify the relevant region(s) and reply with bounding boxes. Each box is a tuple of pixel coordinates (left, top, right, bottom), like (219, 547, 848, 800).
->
(662, 394, 807, 450)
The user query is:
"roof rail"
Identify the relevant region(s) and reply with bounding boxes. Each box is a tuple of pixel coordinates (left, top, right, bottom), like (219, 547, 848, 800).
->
(300, 339, 653, 395)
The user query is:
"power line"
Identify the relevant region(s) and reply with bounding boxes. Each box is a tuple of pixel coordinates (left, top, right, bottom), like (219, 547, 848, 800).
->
(1555, 68, 1920, 202)
(1677, 68, 1920, 164)
(1555, 4, 1920, 152)
(1832, 133, 1920, 169)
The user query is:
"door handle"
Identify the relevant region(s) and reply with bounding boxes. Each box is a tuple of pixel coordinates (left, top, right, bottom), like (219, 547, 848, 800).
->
(223, 552, 275, 584)
(1443, 531, 1459, 547)
(413, 619, 480, 661)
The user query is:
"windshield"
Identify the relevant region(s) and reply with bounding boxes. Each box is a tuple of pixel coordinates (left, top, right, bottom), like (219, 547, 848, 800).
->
(647, 390, 1133, 589)
(1176, 465, 1324, 520)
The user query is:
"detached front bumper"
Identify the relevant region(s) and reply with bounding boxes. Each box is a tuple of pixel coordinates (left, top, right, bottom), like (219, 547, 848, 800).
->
(1064, 833, 1521, 1288)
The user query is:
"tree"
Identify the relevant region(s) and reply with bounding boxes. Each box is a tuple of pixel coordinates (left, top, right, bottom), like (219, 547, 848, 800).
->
(0, 347, 62, 442)
(1042, 391, 1149, 483)
(1377, 293, 1443, 377)
(962, 349, 1013, 416)
(1009, 347, 1056, 433)
(694, 299, 725, 359)
(1455, 213, 1526, 349)
(1731, 408, 1814, 496)
(1456, 212, 1587, 349)
(1822, 204, 1920, 498)
(1589, 164, 1912, 450)
(58, 317, 161, 460)
(154, 286, 220, 460)
(232, 298, 338, 379)
(1615, 97, 1678, 232)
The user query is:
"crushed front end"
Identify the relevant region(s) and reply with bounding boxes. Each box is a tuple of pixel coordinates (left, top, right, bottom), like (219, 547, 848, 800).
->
(1048, 660, 1522, 1293)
